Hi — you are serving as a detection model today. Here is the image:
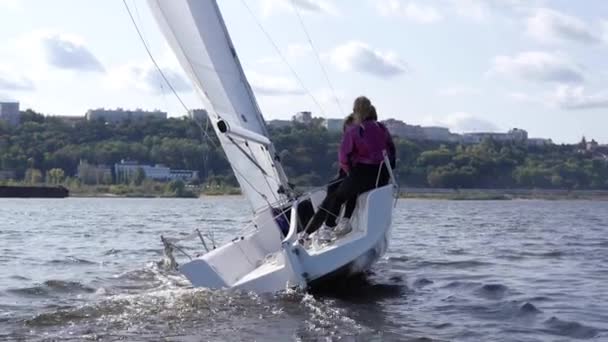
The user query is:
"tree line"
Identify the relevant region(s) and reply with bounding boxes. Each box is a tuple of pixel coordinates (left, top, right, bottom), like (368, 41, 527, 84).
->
(1, 109, 608, 190)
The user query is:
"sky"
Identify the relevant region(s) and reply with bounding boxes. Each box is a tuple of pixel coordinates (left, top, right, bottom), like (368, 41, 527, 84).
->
(0, 0, 607, 144)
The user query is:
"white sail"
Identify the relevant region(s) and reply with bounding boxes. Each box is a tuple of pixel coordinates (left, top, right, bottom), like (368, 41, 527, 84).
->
(147, 0, 291, 212)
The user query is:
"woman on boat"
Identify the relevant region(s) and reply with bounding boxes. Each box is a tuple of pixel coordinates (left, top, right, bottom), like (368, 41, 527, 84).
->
(301, 96, 396, 241)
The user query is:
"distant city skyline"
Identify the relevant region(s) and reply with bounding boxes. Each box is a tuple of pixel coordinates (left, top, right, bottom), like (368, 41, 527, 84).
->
(1, 1, 607, 144)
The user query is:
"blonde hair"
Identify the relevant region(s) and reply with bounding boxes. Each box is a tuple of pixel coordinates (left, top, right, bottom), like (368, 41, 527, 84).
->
(353, 96, 374, 121)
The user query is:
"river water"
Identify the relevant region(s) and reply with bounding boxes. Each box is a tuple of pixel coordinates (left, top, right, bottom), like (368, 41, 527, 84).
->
(0, 197, 606, 341)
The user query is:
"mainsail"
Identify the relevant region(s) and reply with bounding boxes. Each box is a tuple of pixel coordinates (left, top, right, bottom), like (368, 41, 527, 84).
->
(147, 0, 292, 212)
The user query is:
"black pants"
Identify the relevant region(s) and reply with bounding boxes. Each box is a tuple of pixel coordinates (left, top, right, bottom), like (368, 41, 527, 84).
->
(327, 170, 357, 220)
(304, 163, 389, 235)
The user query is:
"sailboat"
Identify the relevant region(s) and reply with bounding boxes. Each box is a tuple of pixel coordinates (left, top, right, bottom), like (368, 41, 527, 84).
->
(147, 0, 398, 293)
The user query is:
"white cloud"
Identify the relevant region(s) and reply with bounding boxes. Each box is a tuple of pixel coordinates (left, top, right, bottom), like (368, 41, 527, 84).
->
(450, 0, 487, 21)
(438, 85, 481, 97)
(526, 8, 600, 44)
(0, 67, 35, 91)
(0, 92, 15, 101)
(424, 112, 499, 133)
(552, 85, 608, 110)
(0, 0, 22, 10)
(254, 43, 312, 67)
(508, 92, 538, 103)
(261, 0, 337, 17)
(489, 51, 583, 84)
(287, 43, 313, 58)
(450, 0, 537, 21)
(327, 41, 406, 78)
(105, 62, 191, 95)
(16, 29, 104, 73)
(247, 71, 305, 96)
(376, 0, 442, 23)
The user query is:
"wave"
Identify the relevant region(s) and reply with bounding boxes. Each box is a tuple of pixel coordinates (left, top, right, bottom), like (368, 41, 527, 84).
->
(542, 317, 599, 339)
(474, 283, 509, 299)
(413, 278, 434, 288)
(20, 286, 368, 341)
(416, 260, 493, 269)
(7, 280, 95, 298)
(47, 256, 97, 265)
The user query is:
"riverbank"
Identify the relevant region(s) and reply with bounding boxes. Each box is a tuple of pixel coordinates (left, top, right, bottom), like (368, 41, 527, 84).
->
(399, 188, 608, 200)
(67, 184, 242, 198)
(10, 182, 607, 200)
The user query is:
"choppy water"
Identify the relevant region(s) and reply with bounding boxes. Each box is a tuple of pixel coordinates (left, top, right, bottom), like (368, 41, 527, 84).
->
(1, 197, 607, 341)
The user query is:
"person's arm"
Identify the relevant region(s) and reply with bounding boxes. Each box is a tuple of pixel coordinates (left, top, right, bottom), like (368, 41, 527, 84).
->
(339, 129, 355, 173)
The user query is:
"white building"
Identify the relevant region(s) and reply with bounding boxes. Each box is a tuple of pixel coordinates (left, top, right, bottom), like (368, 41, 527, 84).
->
(461, 128, 529, 144)
(293, 111, 312, 124)
(382, 119, 425, 140)
(52, 115, 85, 127)
(85, 108, 167, 123)
(528, 138, 553, 147)
(0, 170, 16, 180)
(422, 126, 455, 142)
(323, 118, 343, 132)
(188, 108, 208, 122)
(168, 169, 199, 181)
(77, 161, 112, 185)
(0, 102, 20, 126)
(267, 119, 291, 129)
(114, 160, 198, 182)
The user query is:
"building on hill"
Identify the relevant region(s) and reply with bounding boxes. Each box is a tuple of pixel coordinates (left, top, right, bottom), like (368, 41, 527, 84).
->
(323, 118, 344, 132)
(528, 138, 553, 146)
(114, 160, 198, 183)
(268, 119, 291, 129)
(293, 111, 312, 124)
(421, 126, 458, 142)
(85, 108, 167, 123)
(382, 119, 426, 141)
(52, 115, 85, 127)
(0, 102, 20, 126)
(461, 128, 528, 144)
(188, 109, 208, 122)
(586, 139, 600, 152)
(77, 161, 113, 185)
(0, 170, 16, 181)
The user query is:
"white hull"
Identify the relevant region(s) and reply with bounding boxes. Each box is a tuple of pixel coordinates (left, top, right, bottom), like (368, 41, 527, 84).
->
(179, 185, 396, 293)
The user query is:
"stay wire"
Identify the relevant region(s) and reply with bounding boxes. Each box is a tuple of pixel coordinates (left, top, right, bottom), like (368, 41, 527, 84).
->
(289, 0, 344, 116)
(122, 0, 218, 149)
(239, 0, 327, 116)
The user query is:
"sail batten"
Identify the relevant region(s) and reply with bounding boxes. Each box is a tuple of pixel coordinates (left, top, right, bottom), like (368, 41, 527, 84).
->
(148, 0, 290, 212)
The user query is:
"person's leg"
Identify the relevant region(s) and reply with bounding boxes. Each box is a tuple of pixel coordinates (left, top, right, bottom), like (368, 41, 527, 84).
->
(303, 194, 334, 235)
(343, 197, 357, 219)
(326, 173, 344, 195)
(325, 165, 377, 227)
(301, 172, 345, 237)
(378, 164, 390, 187)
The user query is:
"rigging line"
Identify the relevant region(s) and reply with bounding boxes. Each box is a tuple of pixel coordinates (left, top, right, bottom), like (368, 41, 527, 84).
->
(238, 0, 327, 116)
(245, 142, 281, 204)
(122, 0, 188, 113)
(122, 0, 219, 149)
(289, 0, 344, 116)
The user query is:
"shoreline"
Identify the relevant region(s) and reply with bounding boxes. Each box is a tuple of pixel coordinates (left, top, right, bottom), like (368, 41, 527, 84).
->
(64, 188, 608, 201)
(399, 188, 608, 201)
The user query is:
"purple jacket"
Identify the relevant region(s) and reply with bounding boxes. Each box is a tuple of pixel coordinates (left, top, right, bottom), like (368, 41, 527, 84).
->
(339, 120, 396, 172)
